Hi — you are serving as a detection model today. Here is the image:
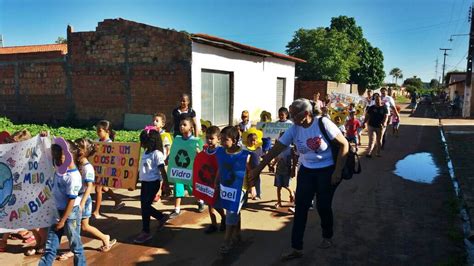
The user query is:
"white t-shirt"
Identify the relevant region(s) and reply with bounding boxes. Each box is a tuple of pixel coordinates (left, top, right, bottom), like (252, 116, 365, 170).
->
(139, 150, 165, 182)
(279, 116, 341, 169)
(381, 95, 395, 112)
(53, 169, 83, 210)
(79, 163, 95, 195)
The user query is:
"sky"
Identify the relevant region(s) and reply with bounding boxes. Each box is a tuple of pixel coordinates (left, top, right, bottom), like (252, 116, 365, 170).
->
(0, 0, 471, 83)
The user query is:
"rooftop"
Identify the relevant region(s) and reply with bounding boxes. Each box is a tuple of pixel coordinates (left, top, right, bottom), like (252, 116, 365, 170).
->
(0, 43, 67, 55)
(191, 33, 306, 63)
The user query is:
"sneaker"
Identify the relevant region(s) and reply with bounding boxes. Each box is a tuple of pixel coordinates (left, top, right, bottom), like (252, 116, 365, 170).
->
(219, 220, 226, 231)
(169, 210, 180, 219)
(318, 238, 333, 249)
(204, 224, 218, 234)
(156, 214, 169, 231)
(133, 232, 152, 244)
(197, 202, 205, 213)
(281, 248, 303, 261)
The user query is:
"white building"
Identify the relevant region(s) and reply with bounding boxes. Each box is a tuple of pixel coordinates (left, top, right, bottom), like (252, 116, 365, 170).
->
(190, 34, 305, 126)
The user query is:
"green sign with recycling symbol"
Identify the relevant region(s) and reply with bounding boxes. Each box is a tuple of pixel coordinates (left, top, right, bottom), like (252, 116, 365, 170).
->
(167, 135, 203, 186)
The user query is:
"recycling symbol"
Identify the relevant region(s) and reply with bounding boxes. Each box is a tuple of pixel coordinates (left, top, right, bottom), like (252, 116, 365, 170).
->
(175, 149, 191, 168)
(222, 163, 237, 186)
(199, 164, 215, 186)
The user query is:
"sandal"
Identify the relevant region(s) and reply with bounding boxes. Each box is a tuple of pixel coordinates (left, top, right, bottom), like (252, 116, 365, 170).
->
(274, 203, 282, 209)
(112, 202, 125, 211)
(25, 248, 36, 256)
(100, 238, 117, 252)
(57, 251, 74, 261)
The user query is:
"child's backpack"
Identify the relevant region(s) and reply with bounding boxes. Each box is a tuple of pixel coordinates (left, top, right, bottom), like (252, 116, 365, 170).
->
(318, 117, 361, 180)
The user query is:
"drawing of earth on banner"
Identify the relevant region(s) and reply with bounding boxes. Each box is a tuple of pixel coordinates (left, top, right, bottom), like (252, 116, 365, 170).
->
(0, 135, 57, 233)
(0, 162, 13, 218)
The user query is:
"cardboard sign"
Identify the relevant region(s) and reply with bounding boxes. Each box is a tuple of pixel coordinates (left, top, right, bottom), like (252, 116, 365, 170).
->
(167, 136, 203, 186)
(216, 147, 249, 212)
(0, 135, 57, 233)
(256, 122, 293, 139)
(192, 150, 218, 205)
(90, 142, 140, 190)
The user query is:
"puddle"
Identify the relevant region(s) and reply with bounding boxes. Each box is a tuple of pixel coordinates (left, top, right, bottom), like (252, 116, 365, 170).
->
(394, 152, 440, 184)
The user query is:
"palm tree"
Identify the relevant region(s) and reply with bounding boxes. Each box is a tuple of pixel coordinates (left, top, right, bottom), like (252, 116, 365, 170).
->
(389, 68, 403, 86)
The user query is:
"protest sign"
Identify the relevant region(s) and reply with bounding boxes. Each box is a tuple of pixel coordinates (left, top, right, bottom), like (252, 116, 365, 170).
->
(216, 148, 249, 213)
(256, 122, 293, 139)
(192, 151, 218, 205)
(91, 142, 140, 190)
(168, 136, 203, 186)
(0, 135, 57, 233)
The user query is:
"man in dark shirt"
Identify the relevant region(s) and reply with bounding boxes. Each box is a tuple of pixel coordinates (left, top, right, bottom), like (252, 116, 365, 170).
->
(365, 93, 389, 158)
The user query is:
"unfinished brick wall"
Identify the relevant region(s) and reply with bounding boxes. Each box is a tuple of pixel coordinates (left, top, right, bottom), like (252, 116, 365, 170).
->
(294, 80, 328, 100)
(70, 19, 192, 127)
(0, 52, 69, 124)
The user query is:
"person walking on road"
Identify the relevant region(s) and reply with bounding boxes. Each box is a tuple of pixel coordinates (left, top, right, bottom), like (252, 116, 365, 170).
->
(365, 93, 389, 158)
(251, 98, 349, 261)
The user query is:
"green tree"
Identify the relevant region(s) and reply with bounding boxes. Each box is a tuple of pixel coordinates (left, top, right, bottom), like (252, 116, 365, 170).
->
(350, 39, 385, 93)
(330, 16, 385, 92)
(429, 79, 439, 89)
(389, 68, 403, 85)
(55, 37, 67, 44)
(403, 76, 424, 89)
(286, 28, 359, 82)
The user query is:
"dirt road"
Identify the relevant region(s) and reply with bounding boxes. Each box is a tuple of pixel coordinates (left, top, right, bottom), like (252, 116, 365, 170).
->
(1, 103, 464, 265)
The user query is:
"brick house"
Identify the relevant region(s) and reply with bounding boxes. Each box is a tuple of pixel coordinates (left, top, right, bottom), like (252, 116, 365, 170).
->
(0, 18, 304, 129)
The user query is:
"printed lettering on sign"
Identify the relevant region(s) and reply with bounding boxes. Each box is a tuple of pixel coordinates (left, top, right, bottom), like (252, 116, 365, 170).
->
(195, 183, 214, 198)
(91, 142, 140, 190)
(220, 184, 237, 202)
(170, 168, 193, 181)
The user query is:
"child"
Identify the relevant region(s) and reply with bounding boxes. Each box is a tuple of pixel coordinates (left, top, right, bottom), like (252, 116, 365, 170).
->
(238, 110, 251, 133)
(39, 138, 86, 266)
(75, 138, 116, 252)
(93, 120, 124, 219)
(168, 118, 204, 218)
(134, 129, 169, 243)
(392, 106, 401, 137)
(273, 132, 294, 208)
(345, 111, 362, 148)
(58, 138, 118, 261)
(152, 113, 173, 201)
(245, 133, 263, 200)
(268, 107, 293, 173)
(196, 126, 226, 234)
(334, 116, 346, 136)
(216, 126, 256, 254)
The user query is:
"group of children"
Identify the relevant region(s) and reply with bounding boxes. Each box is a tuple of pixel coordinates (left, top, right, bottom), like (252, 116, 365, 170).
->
(0, 103, 299, 262)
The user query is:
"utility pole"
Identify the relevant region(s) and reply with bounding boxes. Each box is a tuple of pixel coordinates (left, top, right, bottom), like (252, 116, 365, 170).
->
(440, 48, 452, 86)
(463, 5, 474, 117)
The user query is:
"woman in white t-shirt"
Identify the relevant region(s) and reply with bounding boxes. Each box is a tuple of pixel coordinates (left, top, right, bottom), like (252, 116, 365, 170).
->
(251, 98, 349, 261)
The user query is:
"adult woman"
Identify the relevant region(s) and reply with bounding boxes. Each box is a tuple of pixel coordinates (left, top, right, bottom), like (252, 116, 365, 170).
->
(251, 98, 349, 260)
(365, 93, 389, 158)
(171, 93, 199, 137)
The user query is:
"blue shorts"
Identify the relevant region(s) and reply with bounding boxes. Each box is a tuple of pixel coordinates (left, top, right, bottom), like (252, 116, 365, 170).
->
(392, 122, 400, 129)
(81, 196, 92, 219)
(274, 174, 290, 188)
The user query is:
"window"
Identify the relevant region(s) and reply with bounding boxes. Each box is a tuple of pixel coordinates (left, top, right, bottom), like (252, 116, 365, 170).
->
(276, 78, 286, 115)
(201, 70, 232, 126)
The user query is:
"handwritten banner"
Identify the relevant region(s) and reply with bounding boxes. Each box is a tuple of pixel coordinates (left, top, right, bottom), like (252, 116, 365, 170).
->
(0, 135, 57, 233)
(256, 122, 293, 139)
(91, 142, 140, 190)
